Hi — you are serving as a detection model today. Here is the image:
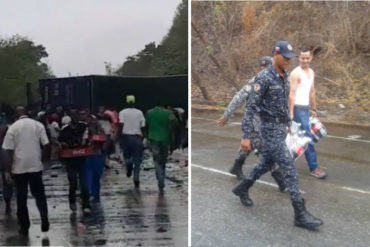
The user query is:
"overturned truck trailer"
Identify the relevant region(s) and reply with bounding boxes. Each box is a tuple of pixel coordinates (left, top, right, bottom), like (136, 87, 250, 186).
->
(39, 74, 188, 112)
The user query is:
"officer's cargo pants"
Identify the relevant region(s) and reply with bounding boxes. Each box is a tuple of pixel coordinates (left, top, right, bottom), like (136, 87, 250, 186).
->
(246, 122, 301, 202)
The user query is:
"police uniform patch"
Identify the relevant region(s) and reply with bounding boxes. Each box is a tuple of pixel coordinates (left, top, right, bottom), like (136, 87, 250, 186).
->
(254, 84, 260, 92)
(244, 84, 252, 92)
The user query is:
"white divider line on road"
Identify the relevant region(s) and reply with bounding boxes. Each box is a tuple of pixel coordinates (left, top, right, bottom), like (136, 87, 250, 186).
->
(192, 117, 217, 122)
(326, 135, 370, 144)
(62, 238, 73, 247)
(342, 187, 370, 195)
(192, 121, 219, 128)
(193, 117, 370, 144)
(192, 163, 370, 196)
(191, 163, 306, 194)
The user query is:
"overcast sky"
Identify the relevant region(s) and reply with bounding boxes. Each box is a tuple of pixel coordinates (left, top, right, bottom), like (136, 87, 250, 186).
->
(0, 0, 182, 77)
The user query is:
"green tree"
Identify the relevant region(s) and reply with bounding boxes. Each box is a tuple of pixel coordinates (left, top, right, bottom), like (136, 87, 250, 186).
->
(116, 42, 156, 76)
(0, 35, 53, 105)
(150, 0, 188, 75)
(116, 0, 188, 76)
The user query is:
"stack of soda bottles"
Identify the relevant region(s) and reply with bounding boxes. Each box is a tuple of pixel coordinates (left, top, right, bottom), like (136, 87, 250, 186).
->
(286, 117, 328, 160)
(309, 116, 327, 143)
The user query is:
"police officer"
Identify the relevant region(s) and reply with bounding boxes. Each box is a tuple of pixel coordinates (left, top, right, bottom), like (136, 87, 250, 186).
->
(232, 41, 323, 230)
(217, 57, 286, 192)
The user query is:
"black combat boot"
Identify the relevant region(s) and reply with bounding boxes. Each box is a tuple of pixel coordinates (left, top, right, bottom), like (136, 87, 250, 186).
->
(229, 159, 244, 180)
(5, 201, 11, 215)
(126, 163, 133, 177)
(232, 179, 254, 206)
(292, 197, 323, 230)
(271, 169, 286, 192)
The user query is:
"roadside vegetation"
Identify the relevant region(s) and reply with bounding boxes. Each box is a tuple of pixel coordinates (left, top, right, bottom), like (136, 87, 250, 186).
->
(192, 1, 369, 123)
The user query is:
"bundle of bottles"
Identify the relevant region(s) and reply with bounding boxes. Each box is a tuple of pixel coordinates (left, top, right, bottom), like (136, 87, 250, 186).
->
(286, 117, 327, 160)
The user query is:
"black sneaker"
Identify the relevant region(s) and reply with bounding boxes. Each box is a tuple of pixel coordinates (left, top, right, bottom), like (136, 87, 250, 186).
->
(5, 203, 11, 215)
(41, 221, 50, 232)
(70, 203, 77, 211)
(18, 228, 29, 236)
(159, 187, 164, 195)
(92, 196, 100, 203)
(134, 181, 140, 188)
(126, 164, 133, 177)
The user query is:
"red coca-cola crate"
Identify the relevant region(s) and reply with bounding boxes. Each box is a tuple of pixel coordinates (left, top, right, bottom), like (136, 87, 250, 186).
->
(60, 147, 93, 158)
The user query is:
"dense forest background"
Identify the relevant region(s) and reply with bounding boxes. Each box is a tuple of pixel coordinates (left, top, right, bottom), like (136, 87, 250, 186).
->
(191, 1, 369, 123)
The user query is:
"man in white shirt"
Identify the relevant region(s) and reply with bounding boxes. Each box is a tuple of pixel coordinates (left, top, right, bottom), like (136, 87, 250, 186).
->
(289, 47, 327, 179)
(2, 106, 50, 235)
(119, 95, 145, 188)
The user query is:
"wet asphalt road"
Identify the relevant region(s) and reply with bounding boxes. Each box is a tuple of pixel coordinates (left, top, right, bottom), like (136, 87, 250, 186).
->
(191, 111, 370, 247)
(0, 150, 188, 247)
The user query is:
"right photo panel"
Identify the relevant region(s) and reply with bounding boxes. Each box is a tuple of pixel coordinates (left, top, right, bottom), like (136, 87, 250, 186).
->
(191, 1, 370, 246)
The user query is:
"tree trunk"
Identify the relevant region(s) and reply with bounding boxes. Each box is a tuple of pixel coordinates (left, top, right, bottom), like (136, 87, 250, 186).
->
(191, 65, 211, 100)
(192, 21, 241, 91)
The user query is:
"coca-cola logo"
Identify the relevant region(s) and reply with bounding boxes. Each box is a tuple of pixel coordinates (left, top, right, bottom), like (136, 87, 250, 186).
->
(294, 147, 304, 156)
(72, 149, 86, 155)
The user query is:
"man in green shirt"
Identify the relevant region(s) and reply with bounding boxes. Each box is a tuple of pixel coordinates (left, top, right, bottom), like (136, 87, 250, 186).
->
(146, 106, 178, 192)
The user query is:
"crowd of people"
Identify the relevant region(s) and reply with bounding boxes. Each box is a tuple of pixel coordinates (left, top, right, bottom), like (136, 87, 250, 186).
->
(0, 95, 188, 236)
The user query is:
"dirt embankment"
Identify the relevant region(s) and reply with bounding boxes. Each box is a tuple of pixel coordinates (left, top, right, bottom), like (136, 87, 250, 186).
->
(191, 1, 370, 126)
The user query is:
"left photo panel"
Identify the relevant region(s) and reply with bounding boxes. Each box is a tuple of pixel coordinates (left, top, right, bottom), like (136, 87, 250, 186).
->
(0, 0, 188, 246)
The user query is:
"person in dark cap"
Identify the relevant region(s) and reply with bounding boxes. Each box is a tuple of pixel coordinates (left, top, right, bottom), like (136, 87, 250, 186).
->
(232, 41, 323, 230)
(259, 56, 273, 68)
(218, 56, 273, 128)
(217, 56, 286, 191)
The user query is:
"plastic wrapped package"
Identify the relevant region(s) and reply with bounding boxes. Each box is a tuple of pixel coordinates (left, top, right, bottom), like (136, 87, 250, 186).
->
(309, 117, 327, 143)
(286, 121, 312, 160)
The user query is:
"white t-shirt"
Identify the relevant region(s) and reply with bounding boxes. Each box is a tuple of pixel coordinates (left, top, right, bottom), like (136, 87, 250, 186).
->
(98, 119, 112, 135)
(294, 66, 314, 106)
(2, 116, 49, 174)
(119, 108, 145, 135)
(48, 121, 60, 139)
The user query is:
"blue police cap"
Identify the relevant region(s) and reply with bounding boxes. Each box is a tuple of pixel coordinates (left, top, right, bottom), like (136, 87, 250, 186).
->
(272, 41, 297, 59)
